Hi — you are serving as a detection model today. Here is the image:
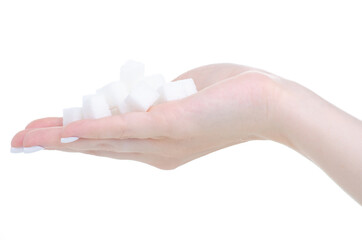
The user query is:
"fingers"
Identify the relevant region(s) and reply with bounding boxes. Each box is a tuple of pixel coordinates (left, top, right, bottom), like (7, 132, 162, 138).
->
(14, 126, 178, 169)
(25, 117, 63, 129)
(21, 126, 177, 169)
(21, 126, 169, 155)
(13, 125, 175, 169)
(61, 112, 170, 140)
(22, 127, 63, 149)
(11, 117, 63, 148)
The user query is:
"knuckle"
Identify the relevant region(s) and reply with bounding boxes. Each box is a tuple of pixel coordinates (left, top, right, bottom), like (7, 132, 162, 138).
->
(113, 115, 126, 138)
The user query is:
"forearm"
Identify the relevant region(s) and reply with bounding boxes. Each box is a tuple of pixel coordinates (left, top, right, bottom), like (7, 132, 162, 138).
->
(273, 79, 362, 205)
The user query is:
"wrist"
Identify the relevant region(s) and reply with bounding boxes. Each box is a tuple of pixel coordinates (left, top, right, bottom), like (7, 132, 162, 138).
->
(249, 74, 300, 147)
(263, 78, 320, 150)
(232, 70, 290, 143)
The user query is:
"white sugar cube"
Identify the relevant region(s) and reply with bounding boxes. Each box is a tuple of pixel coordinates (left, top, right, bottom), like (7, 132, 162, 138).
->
(118, 101, 132, 114)
(82, 94, 112, 119)
(143, 74, 165, 90)
(120, 60, 145, 90)
(120, 82, 160, 112)
(182, 78, 198, 95)
(63, 107, 83, 126)
(157, 78, 197, 103)
(96, 81, 128, 108)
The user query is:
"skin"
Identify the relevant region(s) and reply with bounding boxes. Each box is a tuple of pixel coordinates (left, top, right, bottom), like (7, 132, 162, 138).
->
(10, 64, 362, 205)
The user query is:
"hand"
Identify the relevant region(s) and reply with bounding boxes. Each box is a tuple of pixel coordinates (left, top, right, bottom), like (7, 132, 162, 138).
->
(11, 63, 362, 204)
(11, 64, 282, 169)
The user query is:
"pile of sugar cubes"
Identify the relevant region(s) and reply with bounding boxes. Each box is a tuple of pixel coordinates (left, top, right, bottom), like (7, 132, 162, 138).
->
(63, 60, 197, 126)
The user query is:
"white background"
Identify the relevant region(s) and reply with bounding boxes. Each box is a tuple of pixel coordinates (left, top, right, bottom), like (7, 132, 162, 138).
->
(0, 0, 361, 239)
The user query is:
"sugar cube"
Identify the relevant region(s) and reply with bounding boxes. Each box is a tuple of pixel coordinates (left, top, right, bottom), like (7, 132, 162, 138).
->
(118, 101, 132, 114)
(120, 81, 160, 112)
(143, 74, 165, 90)
(96, 81, 128, 108)
(82, 94, 112, 119)
(157, 78, 197, 103)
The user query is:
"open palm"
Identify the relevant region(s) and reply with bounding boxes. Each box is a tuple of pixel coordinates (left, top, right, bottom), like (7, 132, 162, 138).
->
(11, 64, 280, 169)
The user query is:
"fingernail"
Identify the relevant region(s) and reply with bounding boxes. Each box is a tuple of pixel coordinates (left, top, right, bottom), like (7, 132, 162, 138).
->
(23, 146, 44, 153)
(10, 147, 23, 153)
(60, 137, 79, 143)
